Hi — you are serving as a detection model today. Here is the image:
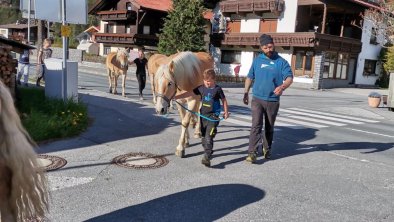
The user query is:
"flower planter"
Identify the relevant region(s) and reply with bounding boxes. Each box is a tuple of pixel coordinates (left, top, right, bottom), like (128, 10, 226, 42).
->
(368, 97, 381, 108)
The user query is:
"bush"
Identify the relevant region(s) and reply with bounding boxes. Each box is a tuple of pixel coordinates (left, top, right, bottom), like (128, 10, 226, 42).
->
(82, 52, 106, 64)
(16, 87, 89, 142)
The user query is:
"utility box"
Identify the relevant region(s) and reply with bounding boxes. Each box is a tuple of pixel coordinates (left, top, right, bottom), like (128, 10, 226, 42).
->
(44, 58, 78, 102)
(388, 73, 394, 111)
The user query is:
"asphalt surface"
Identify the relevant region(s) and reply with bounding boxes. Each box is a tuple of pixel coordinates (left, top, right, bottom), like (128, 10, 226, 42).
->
(28, 62, 394, 222)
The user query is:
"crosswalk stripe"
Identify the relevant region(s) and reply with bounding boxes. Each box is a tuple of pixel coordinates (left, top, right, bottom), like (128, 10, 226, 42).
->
(288, 107, 380, 123)
(276, 116, 328, 128)
(280, 109, 364, 124)
(223, 116, 303, 129)
(288, 115, 346, 126)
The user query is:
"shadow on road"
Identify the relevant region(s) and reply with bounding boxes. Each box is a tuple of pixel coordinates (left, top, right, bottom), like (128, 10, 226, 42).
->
(38, 92, 177, 153)
(84, 184, 265, 222)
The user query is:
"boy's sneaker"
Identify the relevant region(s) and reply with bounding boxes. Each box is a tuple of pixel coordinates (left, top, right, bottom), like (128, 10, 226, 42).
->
(246, 152, 257, 164)
(24, 83, 28, 87)
(201, 154, 211, 167)
(263, 148, 271, 159)
(17, 80, 21, 85)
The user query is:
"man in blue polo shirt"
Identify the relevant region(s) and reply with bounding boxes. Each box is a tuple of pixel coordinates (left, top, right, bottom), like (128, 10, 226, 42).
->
(243, 34, 293, 163)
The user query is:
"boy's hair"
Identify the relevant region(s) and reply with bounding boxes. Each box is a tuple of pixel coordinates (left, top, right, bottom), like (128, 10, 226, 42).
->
(203, 69, 216, 80)
(43, 38, 51, 44)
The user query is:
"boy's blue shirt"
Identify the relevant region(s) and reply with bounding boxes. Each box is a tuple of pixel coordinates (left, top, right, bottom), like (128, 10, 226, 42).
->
(247, 52, 293, 102)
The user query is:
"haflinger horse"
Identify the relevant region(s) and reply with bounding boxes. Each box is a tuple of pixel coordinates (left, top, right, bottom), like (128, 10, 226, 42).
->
(0, 81, 48, 221)
(154, 51, 214, 157)
(147, 53, 177, 105)
(106, 49, 129, 97)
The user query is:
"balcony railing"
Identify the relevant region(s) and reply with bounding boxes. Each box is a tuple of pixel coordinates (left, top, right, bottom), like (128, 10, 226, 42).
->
(212, 32, 362, 53)
(220, 0, 285, 16)
(94, 33, 158, 46)
(97, 10, 135, 21)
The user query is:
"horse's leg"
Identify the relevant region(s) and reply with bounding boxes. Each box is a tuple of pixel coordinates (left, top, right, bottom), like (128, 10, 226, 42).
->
(0, 163, 16, 222)
(193, 99, 202, 138)
(107, 69, 113, 93)
(149, 74, 156, 104)
(175, 100, 189, 158)
(113, 75, 118, 95)
(121, 72, 126, 97)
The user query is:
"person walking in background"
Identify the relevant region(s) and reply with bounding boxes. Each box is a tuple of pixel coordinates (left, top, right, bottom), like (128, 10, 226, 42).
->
(129, 48, 148, 100)
(36, 38, 52, 87)
(16, 46, 32, 87)
(243, 34, 293, 164)
(174, 69, 229, 167)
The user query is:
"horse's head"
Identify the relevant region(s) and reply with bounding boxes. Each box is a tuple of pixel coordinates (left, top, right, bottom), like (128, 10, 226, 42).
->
(154, 63, 177, 115)
(116, 49, 129, 69)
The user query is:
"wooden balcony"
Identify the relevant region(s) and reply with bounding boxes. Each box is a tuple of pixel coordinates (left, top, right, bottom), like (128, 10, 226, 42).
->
(97, 10, 135, 21)
(94, 33, 158, 46)
(211, 32, 362, 53)
(220, 0, 285, 16)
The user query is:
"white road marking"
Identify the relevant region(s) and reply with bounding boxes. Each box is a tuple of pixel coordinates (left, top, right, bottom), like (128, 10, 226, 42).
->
(346, 128, 394, 138)
(48, 176, 95, 191)
(280, 109, 364, 124)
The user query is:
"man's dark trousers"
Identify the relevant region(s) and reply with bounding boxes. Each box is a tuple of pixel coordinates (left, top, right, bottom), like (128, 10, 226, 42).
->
(248, 97, 280, 153)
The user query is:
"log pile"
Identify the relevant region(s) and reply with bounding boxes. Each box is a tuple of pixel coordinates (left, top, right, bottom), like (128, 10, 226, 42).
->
(0, 45, 17, 97)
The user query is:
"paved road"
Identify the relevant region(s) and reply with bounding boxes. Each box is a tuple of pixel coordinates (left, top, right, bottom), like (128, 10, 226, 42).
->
(36, 65, 394, 222)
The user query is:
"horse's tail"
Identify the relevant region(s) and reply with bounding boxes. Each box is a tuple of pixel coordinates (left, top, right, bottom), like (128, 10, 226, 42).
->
(0, 81, 49, 221)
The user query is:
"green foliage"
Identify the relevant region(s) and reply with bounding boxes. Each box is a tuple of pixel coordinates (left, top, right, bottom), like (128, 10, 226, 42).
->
(376, 45, 394, 88)
(16, 87, 89, 142)
(158, 0, 207, 55)
(0, 7, 22, 25)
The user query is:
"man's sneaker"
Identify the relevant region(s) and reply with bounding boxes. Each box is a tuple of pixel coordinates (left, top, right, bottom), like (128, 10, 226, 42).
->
(24, 83, 28, 87)
(201, 154, 211, 167)
(263, 148, 271, 159)
(246, 153, 257, 163)
(17, 80, 21, 85)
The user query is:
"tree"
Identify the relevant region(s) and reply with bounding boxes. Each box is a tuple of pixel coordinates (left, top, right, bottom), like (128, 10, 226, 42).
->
(158, 0, 207, 55)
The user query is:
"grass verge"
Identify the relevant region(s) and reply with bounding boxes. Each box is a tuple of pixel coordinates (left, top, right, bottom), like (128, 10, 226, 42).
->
(16, 87, 89, 143)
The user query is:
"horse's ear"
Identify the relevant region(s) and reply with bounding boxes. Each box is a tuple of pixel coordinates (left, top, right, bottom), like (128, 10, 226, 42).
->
(169, 61, 175, 75)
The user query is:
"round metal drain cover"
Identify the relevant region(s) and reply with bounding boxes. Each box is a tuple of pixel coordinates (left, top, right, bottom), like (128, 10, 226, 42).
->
(37, 154, 67, 171)
(112, 152, 169, 169)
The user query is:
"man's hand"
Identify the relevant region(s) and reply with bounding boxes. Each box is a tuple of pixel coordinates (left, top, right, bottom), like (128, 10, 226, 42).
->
(223, 111, 230, 119)
(274, 85, 284, 96)
(243, 93, 249, 105)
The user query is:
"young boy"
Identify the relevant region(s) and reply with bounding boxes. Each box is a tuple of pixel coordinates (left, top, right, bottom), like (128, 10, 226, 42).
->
(16, 47, 32, 87)
(174, 69, 229, 167)
(36, 38, 52, 86)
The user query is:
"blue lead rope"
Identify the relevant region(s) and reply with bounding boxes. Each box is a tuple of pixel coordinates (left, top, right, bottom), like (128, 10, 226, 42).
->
(174, 100, 223, 122)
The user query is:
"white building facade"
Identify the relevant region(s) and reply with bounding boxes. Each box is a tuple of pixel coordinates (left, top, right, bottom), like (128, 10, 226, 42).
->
(210, 0, 382, 89)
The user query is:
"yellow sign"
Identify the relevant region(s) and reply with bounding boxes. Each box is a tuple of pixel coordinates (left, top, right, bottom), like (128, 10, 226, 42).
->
(61, 25, 71, 37)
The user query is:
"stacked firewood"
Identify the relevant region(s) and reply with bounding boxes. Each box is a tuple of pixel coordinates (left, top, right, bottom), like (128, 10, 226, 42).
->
(0, 45, 17, 96)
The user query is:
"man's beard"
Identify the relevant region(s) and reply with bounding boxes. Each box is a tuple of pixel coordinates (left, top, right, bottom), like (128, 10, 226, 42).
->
(264, 51, 273, 58)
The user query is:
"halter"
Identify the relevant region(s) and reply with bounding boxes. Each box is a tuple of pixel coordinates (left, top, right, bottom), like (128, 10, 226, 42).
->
(155, 71, 178, 107)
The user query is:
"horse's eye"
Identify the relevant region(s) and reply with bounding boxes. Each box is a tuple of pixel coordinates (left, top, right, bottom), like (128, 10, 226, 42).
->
(168, 82, 172, 86)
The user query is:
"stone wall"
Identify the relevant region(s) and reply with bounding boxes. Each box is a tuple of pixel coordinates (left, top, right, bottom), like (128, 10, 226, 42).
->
(312, 53, 325, 90)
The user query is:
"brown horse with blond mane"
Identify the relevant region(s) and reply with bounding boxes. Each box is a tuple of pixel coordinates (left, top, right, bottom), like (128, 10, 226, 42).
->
(154, 51, 214, 157)
(106, 49, 129, 97)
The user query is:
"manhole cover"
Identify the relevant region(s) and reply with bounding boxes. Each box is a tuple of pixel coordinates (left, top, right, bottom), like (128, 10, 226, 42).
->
(112, 152, 169, 169)
(37, 154, 67, 171)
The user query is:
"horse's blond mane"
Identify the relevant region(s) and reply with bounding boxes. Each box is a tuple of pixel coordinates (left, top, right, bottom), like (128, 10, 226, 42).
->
(0, 81, 48, 220)
(170, 51, 202, 91)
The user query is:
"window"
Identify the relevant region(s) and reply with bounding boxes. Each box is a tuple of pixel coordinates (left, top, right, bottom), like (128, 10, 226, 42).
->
(143, 26, 150, 35)
(363, 60, 377, 76)
(293, 50, 314, 77)
(221, 50, 241, 64)
(370, 27, 378, 45)
(323, 52, 349, 79)
(126, 3, 132, 10)
(259, 19, 277, 33)
(104, 46, 111, 55)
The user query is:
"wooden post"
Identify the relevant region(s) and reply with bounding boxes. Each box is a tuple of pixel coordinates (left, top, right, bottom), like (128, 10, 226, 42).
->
(340, 11, 346, 37)
(321, 3, 327, 34)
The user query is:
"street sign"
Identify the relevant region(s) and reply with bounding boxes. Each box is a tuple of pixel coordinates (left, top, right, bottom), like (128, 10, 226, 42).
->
(35, 0, 87, 24)
(61, 25, 71, 37)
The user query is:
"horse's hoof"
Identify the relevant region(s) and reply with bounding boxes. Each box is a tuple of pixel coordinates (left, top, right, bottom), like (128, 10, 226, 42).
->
(122, 94, 126, 97)
(175, 150, 185, 158)
(185, 142, 190, 148)
(194, 133, 201, 139)
(109, 89, 112, 93)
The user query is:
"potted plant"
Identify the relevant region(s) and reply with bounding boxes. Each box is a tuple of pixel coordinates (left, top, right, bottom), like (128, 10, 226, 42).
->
(368, 92, 382, 108)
